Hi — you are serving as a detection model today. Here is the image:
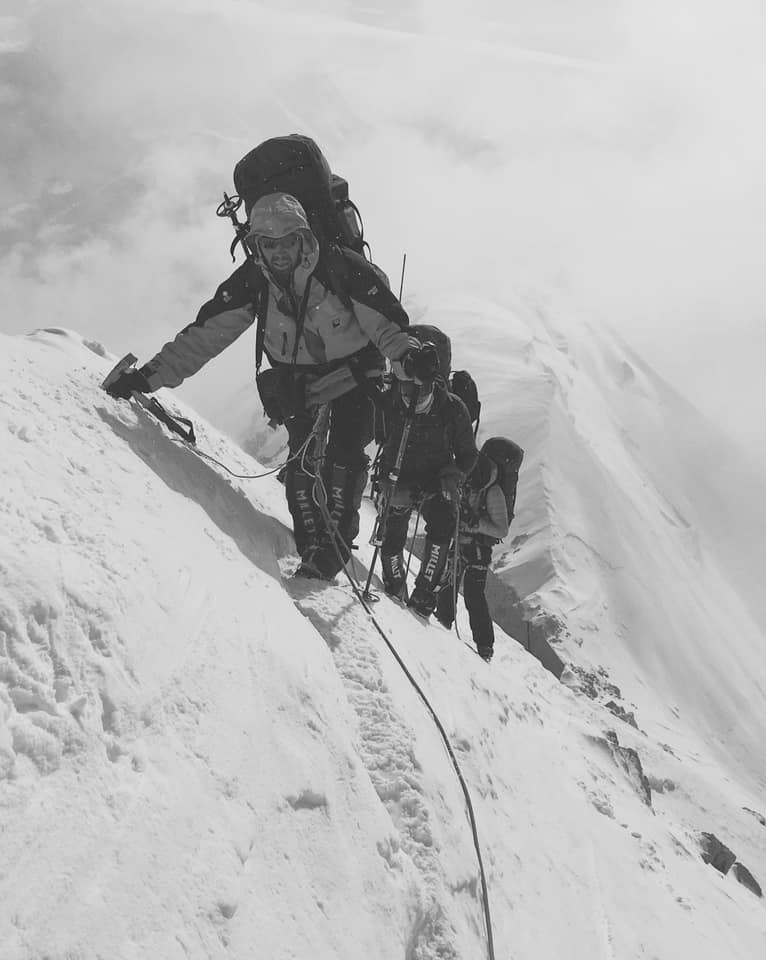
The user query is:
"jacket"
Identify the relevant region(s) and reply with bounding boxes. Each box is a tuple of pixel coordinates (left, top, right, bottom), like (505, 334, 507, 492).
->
(138, 243, 411, 394)
(460, 461, 510, 543)
(380, 381, 478, 493)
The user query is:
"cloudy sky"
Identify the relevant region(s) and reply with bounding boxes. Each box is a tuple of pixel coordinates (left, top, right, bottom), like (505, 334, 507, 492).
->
(2, 0, 765, 462)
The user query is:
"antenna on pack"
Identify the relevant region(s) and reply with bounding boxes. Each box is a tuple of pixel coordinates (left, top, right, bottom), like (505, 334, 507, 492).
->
(398, 252, 407, 301)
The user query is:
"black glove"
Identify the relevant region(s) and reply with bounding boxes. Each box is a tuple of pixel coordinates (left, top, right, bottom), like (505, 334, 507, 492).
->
(105, 368, 152, 400)
(404, 342, 440, 383)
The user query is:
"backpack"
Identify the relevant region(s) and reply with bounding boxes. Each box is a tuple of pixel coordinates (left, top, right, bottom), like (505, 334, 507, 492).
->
(481, 437, 524, 523)
(233, 134, 369, 259)
(449, 370, 481, 436)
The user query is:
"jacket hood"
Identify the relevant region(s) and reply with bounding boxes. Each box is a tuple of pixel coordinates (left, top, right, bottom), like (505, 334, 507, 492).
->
(246, 192, 320, 285)
(247, 192, 313, 239)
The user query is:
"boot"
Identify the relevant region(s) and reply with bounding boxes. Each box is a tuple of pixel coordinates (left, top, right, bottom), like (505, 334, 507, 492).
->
(296, 542, 341, 581)
(434, 585, 455, 629)
(408, 539, 451, 620)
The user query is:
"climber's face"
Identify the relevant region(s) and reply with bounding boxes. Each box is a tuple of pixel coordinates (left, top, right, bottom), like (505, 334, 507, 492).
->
(259, 232, 302, 275)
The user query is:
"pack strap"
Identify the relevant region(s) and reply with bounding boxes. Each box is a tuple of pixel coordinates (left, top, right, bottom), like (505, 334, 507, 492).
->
(291, 276, 314, 367)
(255, 275, 313, 374)
(254, 283, 270, 373)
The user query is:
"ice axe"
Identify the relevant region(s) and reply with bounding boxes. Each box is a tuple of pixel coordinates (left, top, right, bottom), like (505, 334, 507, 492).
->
(101, 353, 196, 445)
(101, 353, 138, 392)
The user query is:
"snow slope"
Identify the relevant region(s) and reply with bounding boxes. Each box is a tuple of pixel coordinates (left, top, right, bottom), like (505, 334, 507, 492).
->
(2, 329, 766, 959)
(397, 292, 766, 798)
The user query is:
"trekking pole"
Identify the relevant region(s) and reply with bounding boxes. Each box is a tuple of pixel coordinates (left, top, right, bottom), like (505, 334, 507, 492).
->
(398, 253, 407, 301)
(363, 390, 420, 600)
(452, 503, 464, 643)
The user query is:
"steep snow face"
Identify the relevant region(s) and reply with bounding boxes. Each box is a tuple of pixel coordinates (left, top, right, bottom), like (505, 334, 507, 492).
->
(429, 292, 766, 792)
(2, 330, 766, 960)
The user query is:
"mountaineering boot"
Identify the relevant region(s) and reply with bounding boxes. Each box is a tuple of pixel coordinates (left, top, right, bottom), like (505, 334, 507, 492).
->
(294, 543, 336, 581)
(477, 646, 494, 662)
(381, 551, 408, 602)
(408, 588, 434, 620)
(298, 539, 343, 581)
(408, 539, 451, 620)
(434, 589, 455, 630)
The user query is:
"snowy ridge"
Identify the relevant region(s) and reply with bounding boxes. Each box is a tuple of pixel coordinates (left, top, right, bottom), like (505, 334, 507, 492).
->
(424, 293, 766, 794)
(2, 329, 766, 959)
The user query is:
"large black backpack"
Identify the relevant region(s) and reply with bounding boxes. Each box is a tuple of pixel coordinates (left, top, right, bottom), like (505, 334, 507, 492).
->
(233, 134, 368, 259)
(449, 370, 481, 436)
(481, 436, 524, 523)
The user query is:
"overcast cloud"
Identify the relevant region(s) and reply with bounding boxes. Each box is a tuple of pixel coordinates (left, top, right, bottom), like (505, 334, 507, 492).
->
(2, 0, 765, 461)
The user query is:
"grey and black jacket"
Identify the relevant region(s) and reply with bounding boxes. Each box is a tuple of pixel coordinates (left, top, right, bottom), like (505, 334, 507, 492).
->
(139, 245, 411, 398)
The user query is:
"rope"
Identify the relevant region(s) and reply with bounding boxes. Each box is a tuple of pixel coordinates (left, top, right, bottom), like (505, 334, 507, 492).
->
(168, 425, 314, 480)
(155, 397, 496, 958)
(306, 410, 496, 960)
(452, 503, 464, 645)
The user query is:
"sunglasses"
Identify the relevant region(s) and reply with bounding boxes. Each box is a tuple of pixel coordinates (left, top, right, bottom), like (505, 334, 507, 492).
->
(258, 233, 302, 253)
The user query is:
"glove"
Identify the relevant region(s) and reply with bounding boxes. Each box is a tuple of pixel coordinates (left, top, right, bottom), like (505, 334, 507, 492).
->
(403, 342, 440, 383)
(438, 463, 464, 503)
(105, 367, 152, 400)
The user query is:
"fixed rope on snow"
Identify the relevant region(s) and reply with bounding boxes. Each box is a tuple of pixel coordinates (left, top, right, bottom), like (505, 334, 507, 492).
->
(307, 404, 496, 960)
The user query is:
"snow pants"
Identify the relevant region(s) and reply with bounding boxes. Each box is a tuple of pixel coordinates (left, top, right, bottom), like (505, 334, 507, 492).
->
(284, 385, 374, 557)
(436, 537, 495, 651)
(380, 494, 456, 602)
